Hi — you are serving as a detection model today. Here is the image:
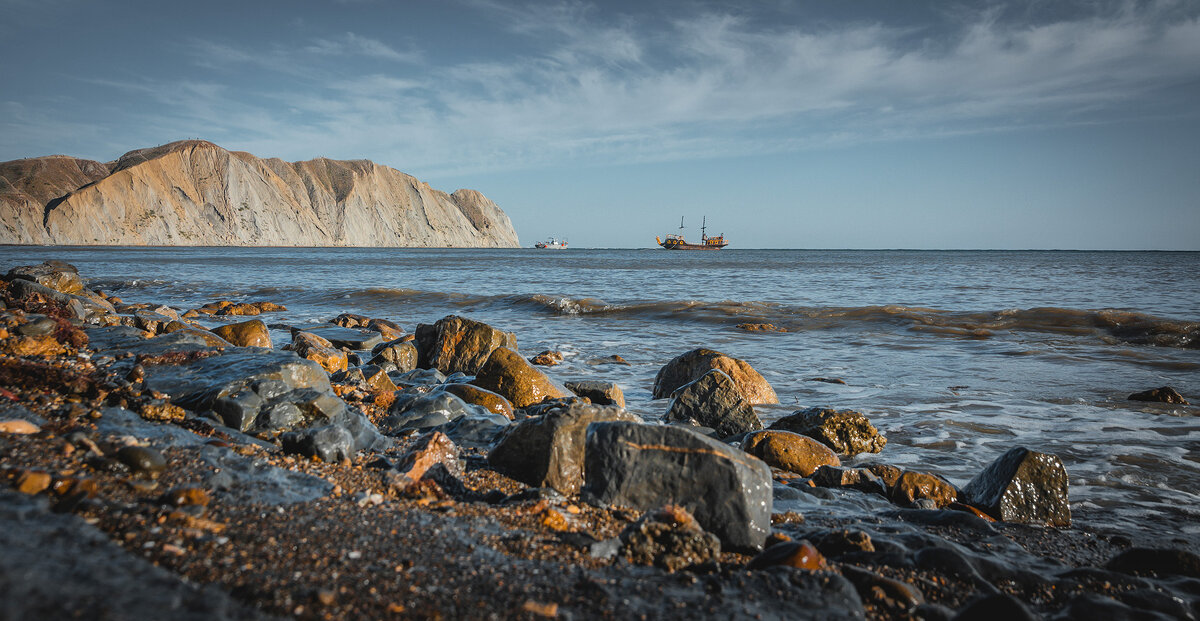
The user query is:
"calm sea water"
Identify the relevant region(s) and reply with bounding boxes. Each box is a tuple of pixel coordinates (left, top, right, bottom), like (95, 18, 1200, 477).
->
(3, 247, 1199, 543)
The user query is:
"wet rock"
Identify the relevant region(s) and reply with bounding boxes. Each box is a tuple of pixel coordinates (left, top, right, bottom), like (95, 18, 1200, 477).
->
(115, 446, 167, 478)
(488, 403, 637, 494)
(370, 338, 418, 373)
(891, 471, 959, 509)
(742, 430, 840, 476)
(866, 463, 904, 488)
(358, 364, 398, 393)
(7, 261, 84, 294)
(441, 383, 514, 420)
(811, 465, 886, 495)
(169, 328, 233, 348)
(383, 391, 481, 434)
(619, 505, 721, 572)
(769, 406, 887, 456)
(520, 396, 592, 417)
(3, 334, 67, 357)
(16, 315, 58, 336)
(391, 368, 447, 388)
(0, 419, 41, 434)
(840, 565, 924, 614)
(583, 422, 773, 551)
(663, 369, 763, 438)
(289, 331, 348, 374)
(960, 446, 1071, 526)
(1055, 592, 1174, 621)
(17, 470, 52, 494)
(811, 529, 875, 556)
(736, 322, 787, 332)
(211, 319, 271, 348)
(952, 592, 1037, 621)
(564, 380, 626, 408)
(366, 318, 405, 341)
(1106, 547, 1200, 578)
(529, 350, 563, 366)
(809, 377, 847, 385)
(298, 324, 383, 350)
(1128, 386, 1188, 405)
(6, 278, 114, 320)
(471, 347, 571, 408)
(652, 348, 778, 405)
(415, 315, 518, 375)
(280, 425, 354, 462)
(747, 540, 827, 570)
(430, 413, 510, 447)
(393, 431, 462, 483)
(332, 313, 370, 328)
(586, 354, 631, 366)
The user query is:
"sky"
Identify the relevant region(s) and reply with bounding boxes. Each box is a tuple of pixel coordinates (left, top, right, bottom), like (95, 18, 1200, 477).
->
(2, 0, 1198, 249)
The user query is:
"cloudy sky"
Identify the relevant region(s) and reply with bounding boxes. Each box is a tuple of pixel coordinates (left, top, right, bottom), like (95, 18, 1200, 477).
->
(2, 0, 1198, 249)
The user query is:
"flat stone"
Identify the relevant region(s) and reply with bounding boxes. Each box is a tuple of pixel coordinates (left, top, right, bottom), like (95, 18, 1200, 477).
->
(290, 324, 383, 350)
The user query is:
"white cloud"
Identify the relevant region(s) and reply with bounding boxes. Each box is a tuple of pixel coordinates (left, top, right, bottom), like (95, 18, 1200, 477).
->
(305, 33, 421, 63)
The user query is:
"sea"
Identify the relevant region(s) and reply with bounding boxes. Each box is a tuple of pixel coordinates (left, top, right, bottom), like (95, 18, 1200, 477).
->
(3, 247, 1198, 545)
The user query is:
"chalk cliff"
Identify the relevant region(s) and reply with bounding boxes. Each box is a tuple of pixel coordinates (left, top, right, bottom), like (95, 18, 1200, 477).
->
(0, 140, 519, 247)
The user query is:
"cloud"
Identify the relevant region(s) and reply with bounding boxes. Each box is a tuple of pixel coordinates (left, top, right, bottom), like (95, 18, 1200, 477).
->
(304, 33, 421, 63)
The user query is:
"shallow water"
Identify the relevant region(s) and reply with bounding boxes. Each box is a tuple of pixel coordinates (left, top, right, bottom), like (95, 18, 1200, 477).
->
(4, 247, 1198, 544)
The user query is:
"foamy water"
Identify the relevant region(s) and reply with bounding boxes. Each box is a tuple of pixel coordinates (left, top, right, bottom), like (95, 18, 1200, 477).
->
(4, 247, 1198, 544)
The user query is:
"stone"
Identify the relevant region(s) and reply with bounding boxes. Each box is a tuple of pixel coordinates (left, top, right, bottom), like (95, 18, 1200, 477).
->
(3, 334, 67, 357)
(394, 431, 462, 483)
(471, 347, 571, 408)
(951, 593, 1037, 621)
(211, 319, 271, 348)
(291, 324, 383, 350)
(0, 419, 41, 434)
(6, 261, 84, 294)
(619, 505, 721, 572)
(169, 328, 232, 348)
(1106, 547, 1200, 578)
(742, 430, 840, 476)
(747, 540, 827, 570)
(415, 315, 517, 375)
(280, 425, 354, 462)
(332, 313, 370, 328)
(583, 422, 773, 551)
(370, 339, 418, 373)
(358, 364, 398, 394)
(1128, 386, 1188, 405)
(366, 318, 404, 341)
(735, 323, 787, 332)
(769, 407, 887, 456)
(488, 403, 637, 494)
(866, 463, 904, 488)
(663, 369, 762, 438)
(17, 470, 53, 495)
(115, 446, 167, 478)
(5, 279, 114, 321)
(960, 447, 1071, 526)
(564, 380, 626, 408)
(811, 529, 875, 556)
(383, 391, 480, 434)
(289, 331, 348, 374)
(811, 465, 886, 495)
(840, 566, 924, 613)
(441, 383, 514, 420)
(890, 471, 959, 509)
(586, 355, 631, 366)
(529, 350, 563, 366)
(652, 348, 778, 405)
(430, 413, 510, 448)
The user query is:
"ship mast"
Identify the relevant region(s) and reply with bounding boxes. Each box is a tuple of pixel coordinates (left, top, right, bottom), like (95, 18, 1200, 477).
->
(701, 216, 707, 242)
(678, 216, 685, 235)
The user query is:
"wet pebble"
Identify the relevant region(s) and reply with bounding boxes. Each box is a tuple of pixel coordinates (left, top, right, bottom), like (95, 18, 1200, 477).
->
(115, 445, 167, 478)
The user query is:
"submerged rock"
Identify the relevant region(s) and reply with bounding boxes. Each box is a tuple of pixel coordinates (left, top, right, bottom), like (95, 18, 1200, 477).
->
(652, 348, 778, 405)
(769, 406, 887, 456)
(415, 315, 517, 375)
(960, 446, 1071, 526)
(742, 430, 840, 476)
(662, 369, 763, 438)
(488, 403, 637, 494)
(529, 350, 563, 366)
(1128, 386, 1189, 405)
(564, 380, 625, 408)
(619, 505, 721, 572)
(583, 422, 773, 551)
(471, 347, 571, 408)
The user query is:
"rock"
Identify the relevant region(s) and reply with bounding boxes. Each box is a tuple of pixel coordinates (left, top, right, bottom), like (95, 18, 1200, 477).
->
(16, 316, 58, 336)
(769, 407, 887, 456)
(1105, 548, 1200, 578)
(747, 540, 827, 570)
(17, 470, 52, 495)
(951, 592, 1038, 621)
(211, 319, 271, 348)
(289, 331, 348, 375)
(840, 565, 924, 613)
(382, 391, 481, 434)
(866, 463, 904, 488)
(811, 465, 886, 495)
(0, 419, 41, 434)
(960, 447, 1071, 526)
(811, 529, 875, 556)
(291, 324, 382, 351)
(441, 383, 514, 420)
(169, 328, 232, 348)
(652, 348, 778, 405)
(280, 425, 354, 462)
(619, 505, 721, 572)
(6, 261, 84, 294)
(586, 355, 631, 366)
(529, 350, 563, 366)
(358, 364, 398, 394)
(583, 422, 773, 551)
(394, 431, 462, 483)
(332, 313, 370, 328)
(2, 334, 67, 357)
(115, 446, 167, 478)
(370, 339, 418, 372)
(890, 471, 959, 509)
(415, 315, 517, 375)
(4, 278, 114, 320)
(742, 430, 840, 476)
(471, 347, 571, 409)
(366, 318, 404, 341)
(488, 403, 638, 494)
(430, 413, 510, 448)
(662, 369, 763, 438)
(1128, 386, 1188, 405)
(735, 323, 787, 332)
(564, 380, 625, 408)
(161, 487, 211, 507)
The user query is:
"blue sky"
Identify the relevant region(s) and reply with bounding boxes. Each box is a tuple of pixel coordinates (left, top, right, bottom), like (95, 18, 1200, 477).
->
(2, 0, 1198, 249)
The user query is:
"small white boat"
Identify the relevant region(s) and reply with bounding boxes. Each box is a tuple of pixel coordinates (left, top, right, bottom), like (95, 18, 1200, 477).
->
(535, 237, 568, 249)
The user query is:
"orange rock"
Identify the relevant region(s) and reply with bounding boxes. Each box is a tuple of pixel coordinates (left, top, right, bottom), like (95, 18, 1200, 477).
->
(170, 328, 232, 348)
(529, 350, 564, 366)
(139, 401, 187, 423)
(217, 302, 261, 316)
(253, 301, 287, 312)
(290, 331, 347, 374)
(17, 470, 52, 495)
(471, 347, 571, 408)
(367, 318, 404, 341)
(736, 323, 787, 332)
(211, 319, 271, 348)
(394, 431, 460, 483)
(4, 334, 67, 357)
(442, 383, 515, 420)
(747, 540, 827, 571)
(742, 430, 841, 476)
(891, 471, 959, 508)
(541, 508, 571, 532)
(162, 487, 211, 507)
(652, 348, 778, 405)
(0, 419, 41, 434)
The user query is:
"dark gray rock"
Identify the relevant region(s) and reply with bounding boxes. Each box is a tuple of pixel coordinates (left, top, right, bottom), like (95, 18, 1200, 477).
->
(414, 314, 517, 375)
(391, 367, 447, 388)
(289, 324, 383, 350)
(769, 406, 886, 456)
(960, 446, 1071, 526)
(281, 424, 355, 462)
(382, 391, 482, 435)
(583, 422, 773, 551)
(564, 380, 626, 407)
(488, 403, 638, 495)
(1128, 386, 1189, 405)
(7, 277, 114, 320)
(370, 338, 418, 372)
(16, 315, 58, 336)
(952, 592, 1037, 621)
(430, 413, 510, 447)
(1106, 547, 1200, 578)
(619, 506, 721, 572)
(662, 369, 762, 438)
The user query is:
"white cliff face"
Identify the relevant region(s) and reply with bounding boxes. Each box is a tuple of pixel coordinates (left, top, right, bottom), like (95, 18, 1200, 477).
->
(0, 140, 519, 247)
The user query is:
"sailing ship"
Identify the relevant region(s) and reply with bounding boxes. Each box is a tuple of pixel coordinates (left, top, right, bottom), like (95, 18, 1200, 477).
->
(656, 216, 728, 250)
(535, 237, 568, 249)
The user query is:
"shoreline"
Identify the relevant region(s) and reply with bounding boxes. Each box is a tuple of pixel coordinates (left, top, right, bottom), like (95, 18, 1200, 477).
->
(1, 260, 1197, 620)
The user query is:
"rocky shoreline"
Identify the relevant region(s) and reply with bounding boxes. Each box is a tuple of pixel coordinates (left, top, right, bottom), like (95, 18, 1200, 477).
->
(1, 260, 1196, 620)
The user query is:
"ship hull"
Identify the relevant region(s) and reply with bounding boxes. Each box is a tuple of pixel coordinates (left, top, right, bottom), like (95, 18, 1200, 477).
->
(658, 241, 726, 250)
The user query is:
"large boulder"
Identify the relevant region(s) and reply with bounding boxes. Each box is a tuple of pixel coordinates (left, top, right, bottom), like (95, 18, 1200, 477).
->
(564, 380, 625, 408)
(415, 315, 517, 375)
(5, 278, 114, 321)
(769, 407, 886, 456)
(288, 331, 348, 375)
(652, 348, 777, 405)
(583, 422, 773, 551)
(742, 430, 840, 476)
(662, 369, 762, 438)
(470, 347, 571, 408)
(211, 319, 271, 348)
(370, 338, 418, 373)
(6, 261, 85, 294)
(960, 447, 1071, 526)
(487, 403, 637, 494)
